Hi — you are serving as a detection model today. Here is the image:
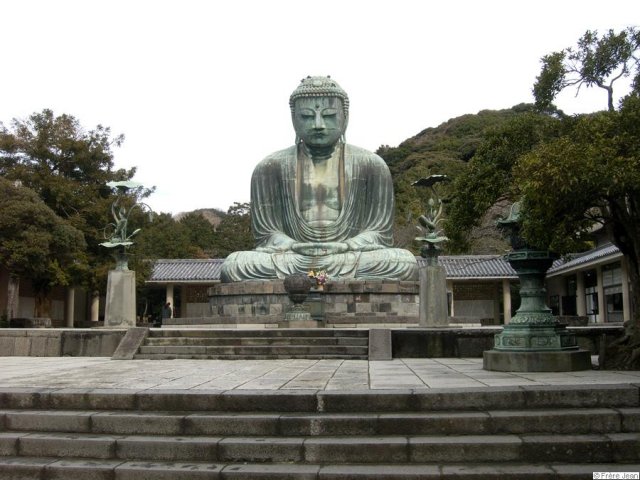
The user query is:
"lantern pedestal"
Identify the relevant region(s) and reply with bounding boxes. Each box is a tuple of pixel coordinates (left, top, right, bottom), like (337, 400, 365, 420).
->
(483, 250, 591, 372)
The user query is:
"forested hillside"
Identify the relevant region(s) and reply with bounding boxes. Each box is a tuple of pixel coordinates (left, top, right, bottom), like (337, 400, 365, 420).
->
(377, 103, 535, 253)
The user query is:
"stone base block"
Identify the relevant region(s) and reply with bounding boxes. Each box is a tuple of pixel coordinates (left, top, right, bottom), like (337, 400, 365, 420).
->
(285, 310, 312, 322)
(419, 266, 449, 327)
(281, 320, 324, 329)
(104, 270, 136, 328)
(483, 349, 592, 372)
(369, 329, 392, 361)
(206, 280, 420, 326)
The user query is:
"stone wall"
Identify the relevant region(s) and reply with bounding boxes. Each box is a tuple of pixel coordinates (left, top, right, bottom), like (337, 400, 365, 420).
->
(392, 325, 623, 358)
(0, 329, 125, 356)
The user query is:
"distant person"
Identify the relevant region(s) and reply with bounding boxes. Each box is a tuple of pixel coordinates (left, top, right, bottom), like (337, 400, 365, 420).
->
(161, 302, 172, 326)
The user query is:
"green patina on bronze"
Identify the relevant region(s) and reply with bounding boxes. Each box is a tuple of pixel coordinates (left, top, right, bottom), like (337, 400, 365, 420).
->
(221, 76, 418, 282)
(100, 181, 152, 270)
(493, 202, 579, 352)
(412, 175, 450, 266)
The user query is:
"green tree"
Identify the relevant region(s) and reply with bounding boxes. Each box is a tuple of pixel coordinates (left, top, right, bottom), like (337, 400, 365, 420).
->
(132, 213, 203, 262)
(376, 105, 536, 253)
(179, 212, 218, 256)
(514, 93, 640, 368)
(211, 202, 253, 257)
(0, 177, 86, 318)
(446, 24, 640, 367)
(445, 112, 563, 252)
(534, 27, 640, 112)
(0, 109, 142, 296)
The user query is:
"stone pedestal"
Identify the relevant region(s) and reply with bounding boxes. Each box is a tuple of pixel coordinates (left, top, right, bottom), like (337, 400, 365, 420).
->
(419, 265, 449, 327)
(369, 329, 392, 360)
(104, 270, 136, 328)
(172, 280, 420, 328)
(283, 305, 314, 328)
(483, 349, 592, 372)
(484, 250, 591, 372)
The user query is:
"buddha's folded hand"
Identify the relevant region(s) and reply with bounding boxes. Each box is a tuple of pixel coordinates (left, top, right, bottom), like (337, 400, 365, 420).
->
(291, 242, 349, 256)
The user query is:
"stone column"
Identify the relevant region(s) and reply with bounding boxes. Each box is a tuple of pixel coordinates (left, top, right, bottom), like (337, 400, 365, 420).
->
(90, 291, 100, 323)
(596, 266, 605, 323)
(104, 270, 136, 328)
(502, 279, 512, 324)
(165, 284, 174, 317)
(6, 275, 19, 321)
(419, 264, 449, 327)
(65, 287, 75, 328)
(621, 259, 631, 322)
(493, 283, 500, 324)
(446, 280, 455, 317)
(576, 272, 587, 317)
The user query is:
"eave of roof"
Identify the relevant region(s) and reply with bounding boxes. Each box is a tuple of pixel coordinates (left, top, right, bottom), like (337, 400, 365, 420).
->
(147, 258, 224, 283)
(546, 243, 622, 277)
(147, 255, 518, 283)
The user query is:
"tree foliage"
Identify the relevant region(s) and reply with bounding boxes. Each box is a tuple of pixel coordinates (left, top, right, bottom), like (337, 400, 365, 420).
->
(0, 177, 86, 314)
(0, 109, 139, 293)
(132, 213, 203, 262)
(534, 27, 640, 112)
(210, 202, 253, 258)
(132, 203, 252, 262)
(444, 112, 563, 252)
(514, 94, 640, 368)
(377, 105, 534, 253)
(179, 212, 218, 256)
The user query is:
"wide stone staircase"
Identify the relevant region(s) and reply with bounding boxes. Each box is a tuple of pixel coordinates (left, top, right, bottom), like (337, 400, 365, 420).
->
(133, 329, 370, 360)
(0, 384, 639, 478)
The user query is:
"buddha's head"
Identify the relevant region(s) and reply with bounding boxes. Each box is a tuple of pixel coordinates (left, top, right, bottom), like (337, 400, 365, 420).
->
(290, 76, 349, 149)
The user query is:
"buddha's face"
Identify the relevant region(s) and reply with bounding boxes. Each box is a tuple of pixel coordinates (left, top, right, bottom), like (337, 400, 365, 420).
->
(293, 96, 346, 148)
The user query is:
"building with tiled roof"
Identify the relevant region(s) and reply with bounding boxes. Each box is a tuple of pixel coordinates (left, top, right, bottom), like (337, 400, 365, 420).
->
(149, 259, 224, 284)
(149, 256, 517, 284)
(545, 243, 630, 324)
(146, 244, 632, 326)
(2, 243, 627, 327)
(147, 255, 519, 324)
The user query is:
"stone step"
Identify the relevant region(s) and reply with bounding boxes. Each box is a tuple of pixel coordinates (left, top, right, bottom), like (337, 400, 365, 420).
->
(134, 353, 370, 360)
(144, 336, 369, 346)
(0, 385, 638, 477)
(1, 385, 638, 412)
(2, 408, 638, 436)
(150, 328, 369, 338)
(2, 458, 639, 480)
(140, 329, 371, 360)
(137, 345, 369, 356)
(1, 432, 639, 464)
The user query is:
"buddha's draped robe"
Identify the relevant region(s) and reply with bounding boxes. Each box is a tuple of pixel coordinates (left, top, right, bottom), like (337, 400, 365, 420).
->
(220, 144, 418, 282)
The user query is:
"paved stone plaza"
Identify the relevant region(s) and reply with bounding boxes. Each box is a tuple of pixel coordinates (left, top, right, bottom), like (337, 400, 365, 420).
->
(1, 356, 639, 391)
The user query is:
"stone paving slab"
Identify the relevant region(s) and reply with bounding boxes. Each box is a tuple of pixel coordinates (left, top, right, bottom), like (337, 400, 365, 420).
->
(0, 356, 638, 393)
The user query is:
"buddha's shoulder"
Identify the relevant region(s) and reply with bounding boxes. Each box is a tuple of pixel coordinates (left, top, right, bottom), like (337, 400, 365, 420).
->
(255, 146, 296, 169)
(345, 144, 386, 165)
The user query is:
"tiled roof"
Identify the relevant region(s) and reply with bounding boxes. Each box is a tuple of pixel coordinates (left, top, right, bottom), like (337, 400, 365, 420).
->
(547, 243, 621, 275)
(148, 255, 517, 283)
(149, 259, 224, 283)
(434, 255, 517, 279)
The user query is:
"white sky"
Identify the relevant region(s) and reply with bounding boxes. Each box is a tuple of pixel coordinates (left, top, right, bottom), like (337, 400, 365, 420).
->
(1, 0, 636, 215)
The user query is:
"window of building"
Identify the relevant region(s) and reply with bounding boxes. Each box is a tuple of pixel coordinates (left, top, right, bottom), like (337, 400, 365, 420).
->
(603, 262, 623, 323)
(562, 275, 577, 316)
(583, 269, 598, 322)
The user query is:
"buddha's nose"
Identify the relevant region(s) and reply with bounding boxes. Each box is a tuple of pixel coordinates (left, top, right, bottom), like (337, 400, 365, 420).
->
(314, 112, 326, 129)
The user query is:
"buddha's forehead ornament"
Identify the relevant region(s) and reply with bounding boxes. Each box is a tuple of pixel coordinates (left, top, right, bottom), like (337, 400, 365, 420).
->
(289, 76, 350, 119)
